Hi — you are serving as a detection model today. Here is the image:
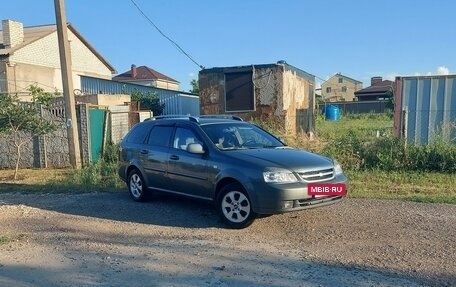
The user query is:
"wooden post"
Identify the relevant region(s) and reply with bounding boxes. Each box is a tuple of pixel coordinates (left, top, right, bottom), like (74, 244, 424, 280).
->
(54, 0, 81, 168)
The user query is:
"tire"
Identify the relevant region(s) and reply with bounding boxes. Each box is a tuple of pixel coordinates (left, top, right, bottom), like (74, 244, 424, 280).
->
(217, 183, 256, 229)
(127, 169, 150, 202)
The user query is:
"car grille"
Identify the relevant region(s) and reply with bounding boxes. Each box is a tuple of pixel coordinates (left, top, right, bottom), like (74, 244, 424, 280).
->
(296, 195, 344, 207)
(298, 168, 334, 182)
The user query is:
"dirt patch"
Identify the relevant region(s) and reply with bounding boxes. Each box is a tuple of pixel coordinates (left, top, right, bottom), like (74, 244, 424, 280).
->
(0, 192, 455, 287)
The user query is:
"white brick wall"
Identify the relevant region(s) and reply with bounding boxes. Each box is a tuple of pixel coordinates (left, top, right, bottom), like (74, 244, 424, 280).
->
(10, 30, 112, 76)
(11, 33, 61, 68)
(8, 27, 112, 92)
(2, 20, 24, 48)
(109, 105, 130, 144)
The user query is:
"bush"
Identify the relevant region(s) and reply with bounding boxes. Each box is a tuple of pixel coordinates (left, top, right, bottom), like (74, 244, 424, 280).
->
(65, 143, 122, 189)
(324, 134, 456, 173)
(362, 137, 407, 171)
(405, 140, 456, 173)
(321, 130, 364, 170)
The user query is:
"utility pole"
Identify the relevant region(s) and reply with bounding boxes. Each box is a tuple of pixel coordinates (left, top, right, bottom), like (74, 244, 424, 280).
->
(54, 0, 81, 169)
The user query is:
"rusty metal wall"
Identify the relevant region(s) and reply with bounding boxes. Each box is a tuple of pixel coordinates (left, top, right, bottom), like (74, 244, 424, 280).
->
(394, 75, 456, 145)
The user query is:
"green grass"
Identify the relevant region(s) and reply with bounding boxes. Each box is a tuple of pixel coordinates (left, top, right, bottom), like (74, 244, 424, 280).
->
(59, 161, 124, 191)
(0, 235, 11, 245)
(0, 168, 123, 194)
(347, 170, 456, 204)
(315, 113, 394, 141)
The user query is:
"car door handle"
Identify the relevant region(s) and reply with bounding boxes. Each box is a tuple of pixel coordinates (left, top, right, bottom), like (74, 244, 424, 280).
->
(170, 155, 179, 160)
(140, 149, 148, 154)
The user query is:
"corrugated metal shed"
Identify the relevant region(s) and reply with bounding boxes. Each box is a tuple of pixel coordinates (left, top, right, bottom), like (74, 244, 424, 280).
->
(394, 75, 456, 145)
(80, 76, 200, 116)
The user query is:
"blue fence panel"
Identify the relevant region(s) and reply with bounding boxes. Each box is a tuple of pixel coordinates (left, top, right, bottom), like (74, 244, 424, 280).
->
(400, 75, 456, 145)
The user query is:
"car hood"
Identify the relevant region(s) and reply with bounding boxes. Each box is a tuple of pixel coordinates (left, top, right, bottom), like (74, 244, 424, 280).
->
(227, 147, 334, 171)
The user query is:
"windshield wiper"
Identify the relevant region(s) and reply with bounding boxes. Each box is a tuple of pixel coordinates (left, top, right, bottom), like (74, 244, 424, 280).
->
(262, 145, 282, 148)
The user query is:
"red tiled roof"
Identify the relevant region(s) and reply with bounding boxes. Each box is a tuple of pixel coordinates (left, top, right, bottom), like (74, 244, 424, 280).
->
(113, 66, 179, 83)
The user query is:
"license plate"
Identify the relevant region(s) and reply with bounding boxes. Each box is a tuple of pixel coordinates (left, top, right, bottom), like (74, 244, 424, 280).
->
(307, 183, 346, 196)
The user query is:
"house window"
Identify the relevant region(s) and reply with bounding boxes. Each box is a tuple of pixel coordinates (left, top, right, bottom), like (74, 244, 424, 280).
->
(225, 71, 254, 112)
(326, 87, 332, 93)
(341, 86, 347, 92)
(338, 78, 343, 83)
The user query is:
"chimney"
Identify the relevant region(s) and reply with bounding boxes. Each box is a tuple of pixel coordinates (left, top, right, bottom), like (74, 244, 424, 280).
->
(371, 76, 383, 86)
(2, 20, 24, 48)
(131, 64, 137, 79)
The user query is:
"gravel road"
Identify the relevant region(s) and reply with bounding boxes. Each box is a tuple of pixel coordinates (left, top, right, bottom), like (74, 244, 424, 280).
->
(0, 192, 455, 287)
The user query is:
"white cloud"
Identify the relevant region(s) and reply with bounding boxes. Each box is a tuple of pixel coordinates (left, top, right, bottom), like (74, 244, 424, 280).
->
(383, 73, 398, 81)
(188, 72, 196, 78)
(436, 66, 450, 75)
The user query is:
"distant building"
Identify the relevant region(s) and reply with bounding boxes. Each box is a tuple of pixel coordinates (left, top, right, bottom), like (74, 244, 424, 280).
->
(321, 73, 363, 102)
(0, 19, 116, 97)
(355, 77, 394, 101)
(113, 64, 180, 91)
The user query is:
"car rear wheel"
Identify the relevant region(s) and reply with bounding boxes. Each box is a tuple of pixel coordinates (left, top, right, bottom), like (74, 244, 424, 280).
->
(217, 183, 256, 229)
(128, 169, 149, 202)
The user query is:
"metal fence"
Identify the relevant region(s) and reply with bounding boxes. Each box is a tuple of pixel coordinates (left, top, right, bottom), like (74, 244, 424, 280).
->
(80, 76, 200, 116)
(395, 75, 456, 145)
(318, 101, 390, 115)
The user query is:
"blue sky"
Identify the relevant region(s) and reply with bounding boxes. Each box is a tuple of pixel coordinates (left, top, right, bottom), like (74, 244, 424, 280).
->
(2, 0, 455, 92)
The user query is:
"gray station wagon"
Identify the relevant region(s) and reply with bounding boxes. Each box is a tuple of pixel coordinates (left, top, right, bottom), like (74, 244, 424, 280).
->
(118, 115, 348, 228)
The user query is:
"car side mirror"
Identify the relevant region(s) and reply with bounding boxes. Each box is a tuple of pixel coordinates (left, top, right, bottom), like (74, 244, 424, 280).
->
(187, 143, 205, 154)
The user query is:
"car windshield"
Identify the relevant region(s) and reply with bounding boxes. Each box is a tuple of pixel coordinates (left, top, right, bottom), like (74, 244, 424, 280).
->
(201, 123, 284, 150)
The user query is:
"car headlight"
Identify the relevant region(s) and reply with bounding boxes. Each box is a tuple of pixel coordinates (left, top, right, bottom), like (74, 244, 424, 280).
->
(334, 160, 344, 175)
(263, 168, 298, 183)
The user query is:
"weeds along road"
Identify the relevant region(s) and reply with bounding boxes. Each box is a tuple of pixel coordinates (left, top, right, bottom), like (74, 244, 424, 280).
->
(0, 192, 455, 287)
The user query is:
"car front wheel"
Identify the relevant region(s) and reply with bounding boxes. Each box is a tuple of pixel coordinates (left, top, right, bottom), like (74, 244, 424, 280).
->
(217, 183, 256, 229)
(127, 169, 149, 202)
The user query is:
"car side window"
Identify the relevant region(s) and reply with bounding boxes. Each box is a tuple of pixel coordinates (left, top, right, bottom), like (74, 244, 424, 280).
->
(147, 126, 173, 147)
(173, 127, 200, 151)
(125, 123, 152, 144)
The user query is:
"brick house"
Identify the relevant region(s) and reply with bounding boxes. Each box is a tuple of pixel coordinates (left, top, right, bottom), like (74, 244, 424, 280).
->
(321, 73, 363, 102)
(113, 64, 180, 91)
(355, 76, 395, 101)
(0, 19, 116, 98)
(0, 19, 123, 169)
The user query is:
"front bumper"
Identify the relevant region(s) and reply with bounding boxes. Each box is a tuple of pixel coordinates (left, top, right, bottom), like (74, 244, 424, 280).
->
(248, 174, 348, 214)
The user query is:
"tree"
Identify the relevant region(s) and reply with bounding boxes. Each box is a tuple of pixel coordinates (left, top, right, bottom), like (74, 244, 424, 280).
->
(0, 85, 58, 180)
(130, 91, 165, 116)
(189, 79, 199, 94)
(385, 89, 394, 111)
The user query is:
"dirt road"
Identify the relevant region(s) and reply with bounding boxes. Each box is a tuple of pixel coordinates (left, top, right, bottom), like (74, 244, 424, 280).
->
(0, 192, 455, 287)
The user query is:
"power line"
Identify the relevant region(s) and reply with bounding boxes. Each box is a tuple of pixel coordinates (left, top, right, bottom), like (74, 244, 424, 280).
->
(129, 0, 205, 70)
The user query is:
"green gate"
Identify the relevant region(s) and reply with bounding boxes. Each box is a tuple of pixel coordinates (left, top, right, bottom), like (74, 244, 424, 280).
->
(89, 108, 106, 162)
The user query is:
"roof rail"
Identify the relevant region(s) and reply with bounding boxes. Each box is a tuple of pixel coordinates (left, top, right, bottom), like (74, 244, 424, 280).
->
(188, 116, 199, 123)
(147, 114, 243, 122)
(198, 115, 244, 121)
(151, 115, 190, 120)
